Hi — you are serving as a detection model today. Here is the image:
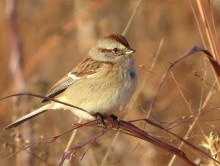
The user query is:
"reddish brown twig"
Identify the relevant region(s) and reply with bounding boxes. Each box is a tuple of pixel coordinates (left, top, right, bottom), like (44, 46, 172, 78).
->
(148, 46, 220, 114)
(128, 118, 220, 164)
(2, 93, 219, 165)
(118, 120, 196, 166)
(59, 126, 110, 165)
(58, 117, 199, 166)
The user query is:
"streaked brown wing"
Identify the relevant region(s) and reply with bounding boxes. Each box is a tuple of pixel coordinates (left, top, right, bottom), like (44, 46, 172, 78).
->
(71, 56, 102, 77)
(41, 76, 78, 102)
(42, 56, 102, 102)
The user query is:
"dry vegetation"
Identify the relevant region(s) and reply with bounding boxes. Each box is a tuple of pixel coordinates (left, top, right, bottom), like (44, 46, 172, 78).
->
(0, 0, 220, 166)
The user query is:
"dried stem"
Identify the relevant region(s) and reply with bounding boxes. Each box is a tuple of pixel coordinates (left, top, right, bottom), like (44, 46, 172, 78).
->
(122, 0, 142, 36)
(5, 0, 31, 165)
(148, 46, 218, 115)
(59, 117, 215, 166)
(189, 0, 220, 88)
(64, 118, 82, 152)
(2, 93, 219, 165)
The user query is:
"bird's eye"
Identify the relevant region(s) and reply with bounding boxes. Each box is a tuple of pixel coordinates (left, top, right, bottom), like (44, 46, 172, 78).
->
(112, 48, 120, 54)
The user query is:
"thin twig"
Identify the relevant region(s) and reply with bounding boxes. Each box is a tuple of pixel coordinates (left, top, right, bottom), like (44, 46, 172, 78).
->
(1, 93, 91, 119)
(148, 46, 218, 115)
(59, 117, 198, 166)
(128, 118, 220, 164)
(64, 118, 82, 152)
(122, 0, 142, 36)
(196, 0, 220, 89)
(119, 120, 197, 166)
(208, 0, 220, 61)
(188, 0, 207, 48)
(196, 0, 216, 59)
(168, 68, 216, 165)
(59, 126, 110, 166)
(5, 0, 31, 165)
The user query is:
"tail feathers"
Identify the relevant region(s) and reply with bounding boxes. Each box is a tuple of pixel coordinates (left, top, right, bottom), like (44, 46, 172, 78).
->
(5, 105, 51, 129)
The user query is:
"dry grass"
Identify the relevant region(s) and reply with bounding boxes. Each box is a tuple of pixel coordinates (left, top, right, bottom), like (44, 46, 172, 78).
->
(200, 132, 220, 166)
(0, 0, 220, 166)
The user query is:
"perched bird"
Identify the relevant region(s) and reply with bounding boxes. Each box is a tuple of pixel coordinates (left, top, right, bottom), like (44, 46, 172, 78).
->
(5, 33, 137, 129)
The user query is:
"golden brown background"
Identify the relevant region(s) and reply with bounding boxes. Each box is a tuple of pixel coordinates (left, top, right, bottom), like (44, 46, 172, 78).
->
(0, 0, 220, 165)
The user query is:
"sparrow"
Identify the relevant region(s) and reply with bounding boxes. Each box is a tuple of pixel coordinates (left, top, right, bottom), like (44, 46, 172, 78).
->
(5, 33, 137, 129)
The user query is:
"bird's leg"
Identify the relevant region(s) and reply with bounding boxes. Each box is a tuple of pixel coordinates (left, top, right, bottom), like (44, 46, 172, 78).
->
(109, 114, 120, 130)
(94, 112, 106, 126)
(110, 114, 119, 121)
(93, 113, 120, 129)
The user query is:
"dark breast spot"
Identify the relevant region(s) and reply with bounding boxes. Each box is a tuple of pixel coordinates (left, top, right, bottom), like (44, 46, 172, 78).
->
(130, 71, 136, 79)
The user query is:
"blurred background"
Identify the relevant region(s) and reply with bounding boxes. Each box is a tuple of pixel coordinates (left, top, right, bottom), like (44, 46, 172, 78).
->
(0, 0, 220, 165)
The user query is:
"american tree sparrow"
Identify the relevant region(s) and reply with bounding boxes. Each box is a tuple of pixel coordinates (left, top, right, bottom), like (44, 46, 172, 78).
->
(5, 33, 137, 129)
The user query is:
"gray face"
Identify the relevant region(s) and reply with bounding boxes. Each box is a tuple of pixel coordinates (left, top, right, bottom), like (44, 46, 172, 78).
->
(88, 33, 134, 62)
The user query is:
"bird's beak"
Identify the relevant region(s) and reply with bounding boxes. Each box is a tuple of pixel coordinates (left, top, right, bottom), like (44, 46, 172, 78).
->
(125, 48, 135, 56)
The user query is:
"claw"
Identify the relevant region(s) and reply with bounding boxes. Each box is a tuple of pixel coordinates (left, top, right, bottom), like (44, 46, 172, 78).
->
(110, 114, 120, 130)
(94, 112, 106, 126)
